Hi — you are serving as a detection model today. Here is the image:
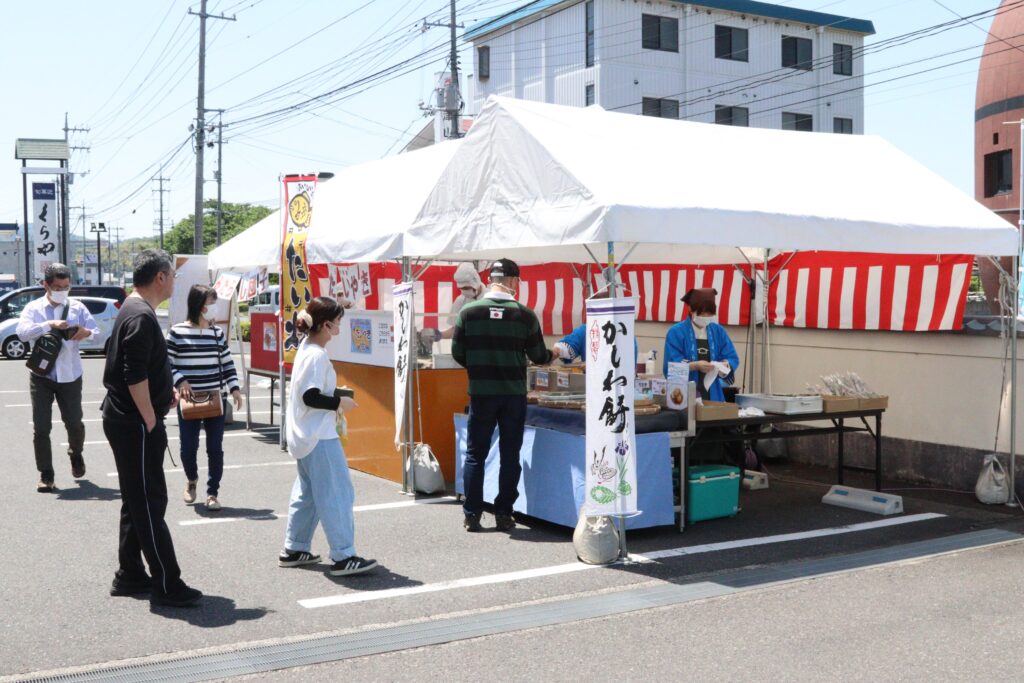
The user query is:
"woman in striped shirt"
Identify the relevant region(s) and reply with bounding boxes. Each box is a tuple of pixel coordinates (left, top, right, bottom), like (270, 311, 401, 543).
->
(167, 285, 243, 511)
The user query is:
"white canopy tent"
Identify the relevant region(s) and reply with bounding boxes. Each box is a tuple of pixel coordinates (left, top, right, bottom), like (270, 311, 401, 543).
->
(209, 208, 282, 274)
(408, 96, 1017, 261)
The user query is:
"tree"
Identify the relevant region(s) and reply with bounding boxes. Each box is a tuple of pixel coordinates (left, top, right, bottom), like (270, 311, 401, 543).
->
(163, 200, 273, 255)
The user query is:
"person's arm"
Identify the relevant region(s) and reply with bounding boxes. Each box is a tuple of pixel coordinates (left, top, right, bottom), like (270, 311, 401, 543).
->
(165, 328, 191, 399)
(128, 380, 157, 432)
(713, 325, 740, 386)
(302, 387, 340, 411)
(216, 328, 242, 408)
(451, 311, 467, 367)
(16, 302, 53, 342)
(663, 326, 684, 377)
(524, 309, 554, 366)
(552, 325, 583, 364)
(71, 303, 99, 342)
(122, 317, 158, 429)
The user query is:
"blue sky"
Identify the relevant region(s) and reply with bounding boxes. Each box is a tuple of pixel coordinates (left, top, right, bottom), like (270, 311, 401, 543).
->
(0, 0, 1007, 242)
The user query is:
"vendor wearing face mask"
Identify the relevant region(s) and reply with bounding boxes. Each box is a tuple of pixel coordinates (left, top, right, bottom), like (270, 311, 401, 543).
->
(663, 288, 740, 402)
(420, 263, 485, 344)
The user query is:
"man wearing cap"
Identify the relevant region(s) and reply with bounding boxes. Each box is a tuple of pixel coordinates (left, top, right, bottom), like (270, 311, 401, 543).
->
(452, 258, 552, 532)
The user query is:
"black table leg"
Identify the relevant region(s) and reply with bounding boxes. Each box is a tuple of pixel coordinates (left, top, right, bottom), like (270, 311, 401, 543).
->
(837, 418, 845, 485)
(875, 413, 882, 491)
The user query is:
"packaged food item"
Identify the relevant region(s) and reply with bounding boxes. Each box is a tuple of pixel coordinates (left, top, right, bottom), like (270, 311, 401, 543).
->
(667, 361, 689, 379)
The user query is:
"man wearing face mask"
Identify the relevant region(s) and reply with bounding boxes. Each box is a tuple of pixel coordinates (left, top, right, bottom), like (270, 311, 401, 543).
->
(663, 288, 740, 402)
(16, 263, 99, 492)
(452, 258, 553, 532)
(418, 262, 485, 347)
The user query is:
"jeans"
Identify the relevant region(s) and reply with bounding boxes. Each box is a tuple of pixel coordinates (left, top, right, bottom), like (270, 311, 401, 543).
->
(30, 374, 85, 479)
(177, 404, 226, 497)
(283, 438, 357, 562)
(463, 394, 528, 517)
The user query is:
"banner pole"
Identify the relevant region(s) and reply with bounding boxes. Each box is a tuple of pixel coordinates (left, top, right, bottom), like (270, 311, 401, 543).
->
(606, 241, 630, 562)
(400, 257, 414, 495)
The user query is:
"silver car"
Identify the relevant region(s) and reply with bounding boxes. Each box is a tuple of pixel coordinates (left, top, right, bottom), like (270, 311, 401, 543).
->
(0, 296, 120, 359)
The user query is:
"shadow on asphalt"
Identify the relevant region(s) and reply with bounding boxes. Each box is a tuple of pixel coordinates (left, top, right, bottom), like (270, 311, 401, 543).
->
(325, 564, 424, 592)
(149, 595, 271, 627)
(56, 480, 121, 502)
(189, 505, 277, 520)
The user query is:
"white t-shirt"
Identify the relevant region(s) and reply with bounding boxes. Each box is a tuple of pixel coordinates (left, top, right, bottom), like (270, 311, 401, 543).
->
(286, 339, 338, 459)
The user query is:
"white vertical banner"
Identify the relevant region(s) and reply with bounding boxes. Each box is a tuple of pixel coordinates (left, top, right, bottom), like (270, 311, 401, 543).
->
(32, 183, 57, 280)
(585, 296, 638, 516)
(393, 282, 414, 447)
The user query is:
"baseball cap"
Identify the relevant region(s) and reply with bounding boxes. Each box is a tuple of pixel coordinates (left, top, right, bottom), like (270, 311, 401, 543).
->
(489, 258, 520, 278)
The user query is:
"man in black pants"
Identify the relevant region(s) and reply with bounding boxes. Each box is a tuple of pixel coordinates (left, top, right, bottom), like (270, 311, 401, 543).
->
(102, 249, 202, 607)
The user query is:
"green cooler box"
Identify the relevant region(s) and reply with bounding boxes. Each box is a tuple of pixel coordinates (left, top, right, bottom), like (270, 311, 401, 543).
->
(686, 464, 740, 524)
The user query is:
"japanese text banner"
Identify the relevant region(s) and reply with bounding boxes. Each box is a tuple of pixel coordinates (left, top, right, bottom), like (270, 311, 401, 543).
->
(585, 296, 638, 517)
(393, 282, 414, 448)
(32, 183, 57, 281)
(280, 175, 317, 365)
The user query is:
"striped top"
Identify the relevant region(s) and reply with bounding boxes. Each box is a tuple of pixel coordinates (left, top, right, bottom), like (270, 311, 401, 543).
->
(166, 323, 240, 395)
(452, 293, 552, 396)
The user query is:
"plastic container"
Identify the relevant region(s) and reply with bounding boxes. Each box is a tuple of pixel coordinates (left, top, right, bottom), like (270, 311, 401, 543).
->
(735, 393, 822, 415)
(686, 464, 740, 524)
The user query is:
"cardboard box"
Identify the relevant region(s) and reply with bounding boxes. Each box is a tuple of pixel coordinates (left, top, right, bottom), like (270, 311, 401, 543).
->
(554, 371, 586, 393)
(822, 395, 860, 414)
(696, 400, 739, 422)
(858, 396, 889, 411)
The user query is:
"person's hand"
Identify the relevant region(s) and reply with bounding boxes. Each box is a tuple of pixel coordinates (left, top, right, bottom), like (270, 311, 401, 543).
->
(231, 389, 243, 410)
(48, 320, 68, 330)
(144, 413, 157, 433)
(337, 396, 358, 414)
(421, 328, 441, 343)
(691, 361, 714, 373)
(71, 327, 91, 342)
(177, 381, 193, 402)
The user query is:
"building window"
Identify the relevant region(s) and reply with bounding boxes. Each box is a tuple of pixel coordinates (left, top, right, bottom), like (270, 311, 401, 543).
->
(782, 36, 813, 70)
(715, 25, 748, 62)
(833, 117, 853, 134)
(642, 14, 678, 53)
(478, 45, 490, 80)
(585, 84, 595, 106)
(642, 97, 679, 119)
(833, 43, 853, 76)
(715, 105, 749, 127)
(782, 112, 813, 131)
(585, 1, 595, 67)
(985, 150, 1013, 197)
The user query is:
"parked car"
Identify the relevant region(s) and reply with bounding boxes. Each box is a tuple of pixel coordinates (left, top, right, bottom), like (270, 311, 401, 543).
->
(248, 286, 279, 315)
(0, 297, 120, 360)
(0, 285, 127, 324)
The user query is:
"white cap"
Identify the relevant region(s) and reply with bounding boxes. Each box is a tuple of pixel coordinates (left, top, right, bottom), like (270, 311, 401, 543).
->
(454, 262, 483, 289)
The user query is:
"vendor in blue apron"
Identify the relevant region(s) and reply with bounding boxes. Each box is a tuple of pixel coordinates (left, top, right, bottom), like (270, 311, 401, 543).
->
(550, 287, 638, 365)
(663, 288, 740, 402)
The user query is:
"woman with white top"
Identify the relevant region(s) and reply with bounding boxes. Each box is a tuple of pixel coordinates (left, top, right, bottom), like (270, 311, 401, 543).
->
(167, 285, 243, 510)
(278, 296, 376, 576)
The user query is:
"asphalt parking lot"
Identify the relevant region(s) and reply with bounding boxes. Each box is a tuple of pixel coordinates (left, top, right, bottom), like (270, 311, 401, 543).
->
(2, 354, 1023, 681)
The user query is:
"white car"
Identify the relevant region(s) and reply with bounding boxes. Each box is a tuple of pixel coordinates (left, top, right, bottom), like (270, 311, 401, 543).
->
(0, 297, 120, 360)
(248, 286, 279, 315)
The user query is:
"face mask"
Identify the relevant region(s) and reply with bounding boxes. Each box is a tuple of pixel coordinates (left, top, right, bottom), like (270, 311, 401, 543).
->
(202, 307, 216, 323)
(692, 315, 714, 329)
(50, 290, 69, 305)
(327, 320, 341, 337)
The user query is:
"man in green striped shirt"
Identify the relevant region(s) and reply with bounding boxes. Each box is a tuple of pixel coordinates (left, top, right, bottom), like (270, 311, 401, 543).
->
(453, 258, 553, 532)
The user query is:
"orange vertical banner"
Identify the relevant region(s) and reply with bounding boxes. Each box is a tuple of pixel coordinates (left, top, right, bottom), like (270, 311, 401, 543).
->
(280, 174, 318, 367)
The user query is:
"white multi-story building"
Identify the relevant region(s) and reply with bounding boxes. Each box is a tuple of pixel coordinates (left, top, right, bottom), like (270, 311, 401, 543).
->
(465, 0, 874, 134)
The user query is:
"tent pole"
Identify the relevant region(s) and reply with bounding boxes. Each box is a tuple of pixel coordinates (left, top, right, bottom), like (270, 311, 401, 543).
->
(760, 260, 769, 393)
(401, 257, 413, 495)
(1010, 118, 1024, 507)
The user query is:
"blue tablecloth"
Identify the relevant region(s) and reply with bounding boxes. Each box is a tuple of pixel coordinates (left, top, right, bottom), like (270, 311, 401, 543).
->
(525, 405, 686, 436)
(454, 413, 674, 529)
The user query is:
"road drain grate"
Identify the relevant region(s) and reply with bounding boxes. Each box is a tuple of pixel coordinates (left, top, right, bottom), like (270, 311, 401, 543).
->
(26, 528, 1020, 682)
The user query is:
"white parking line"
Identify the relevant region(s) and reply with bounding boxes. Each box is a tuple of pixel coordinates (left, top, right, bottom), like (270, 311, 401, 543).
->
(31, 411, 280, 426)
(7, 400, 104, 407)
(177, 496, 456, 526)
(298, 513, 946, 609)
(107, 459, 295, 477)
(72, 430, 276, 447)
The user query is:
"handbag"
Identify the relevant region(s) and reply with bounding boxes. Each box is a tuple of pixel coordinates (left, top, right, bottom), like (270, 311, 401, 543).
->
(179, 327, 225, 421)
(26, 301, 69, 376)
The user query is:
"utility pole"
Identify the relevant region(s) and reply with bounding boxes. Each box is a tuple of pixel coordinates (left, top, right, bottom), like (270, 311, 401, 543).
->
(72, 204, 87, 283)
(423, 2, 464, 139)
(110, 224, 123, 283)
(153, 173, 169, 249)
(90, 222, 106, 285)
(189, 0, 235, 255)
(207, 109, 225, 246)
(63, 113, 89, 265)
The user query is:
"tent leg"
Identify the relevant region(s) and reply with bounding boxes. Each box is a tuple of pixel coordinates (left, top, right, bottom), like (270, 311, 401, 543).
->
(1011, 118, 1023, 507)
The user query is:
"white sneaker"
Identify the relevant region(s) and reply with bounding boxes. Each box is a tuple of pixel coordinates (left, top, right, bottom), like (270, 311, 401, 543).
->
(183, 480, 197, 504)
(205, 495, 221, 511)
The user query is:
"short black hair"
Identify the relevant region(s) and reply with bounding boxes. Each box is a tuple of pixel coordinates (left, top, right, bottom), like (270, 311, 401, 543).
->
(186, 285, 217, 325)
(43, 263, 71, 284)
(133, 249, 173, 287)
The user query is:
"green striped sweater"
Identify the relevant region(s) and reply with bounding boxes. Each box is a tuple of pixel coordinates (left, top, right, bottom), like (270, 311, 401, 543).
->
(452, 295, 553, 396)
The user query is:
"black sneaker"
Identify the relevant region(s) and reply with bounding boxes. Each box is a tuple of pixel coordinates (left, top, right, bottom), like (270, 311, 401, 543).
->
(463, 513, 482, 532)
(71, 457, 86, 479)
(279, 550, 321, 568)
(36, 478, 55, 493)
(328, 556, 377, 576)
(151, 585, 203, 608)
(495, 514, 516, 531)
(110, 574, 152, 597)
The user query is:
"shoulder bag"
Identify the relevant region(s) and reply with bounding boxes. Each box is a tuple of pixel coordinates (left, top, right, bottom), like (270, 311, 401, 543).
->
(26, 302, 70, 376)
(178, 327, 225, 420)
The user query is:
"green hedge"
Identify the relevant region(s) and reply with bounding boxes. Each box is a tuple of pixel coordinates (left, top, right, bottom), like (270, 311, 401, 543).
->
(240, 320, 251, 342)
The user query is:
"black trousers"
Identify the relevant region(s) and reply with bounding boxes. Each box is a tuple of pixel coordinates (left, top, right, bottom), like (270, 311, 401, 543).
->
(103, 417, 185, 597)
(30, 374, 85, 479)
(463, 394, 528, 517)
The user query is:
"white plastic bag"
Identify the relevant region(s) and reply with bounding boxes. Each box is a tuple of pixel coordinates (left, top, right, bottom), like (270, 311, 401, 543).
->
(412, 443, 445, 495)
(572, 506, 619, 565)
(975, 453, 1010, 505)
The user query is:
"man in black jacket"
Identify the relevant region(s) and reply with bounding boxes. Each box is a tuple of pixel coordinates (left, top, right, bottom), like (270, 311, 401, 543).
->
(102, 249, 202, 607)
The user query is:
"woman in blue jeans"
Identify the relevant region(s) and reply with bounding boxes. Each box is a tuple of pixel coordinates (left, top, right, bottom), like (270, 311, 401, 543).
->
(167, 285, 242, 510)
(278, 296, 376, 577)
